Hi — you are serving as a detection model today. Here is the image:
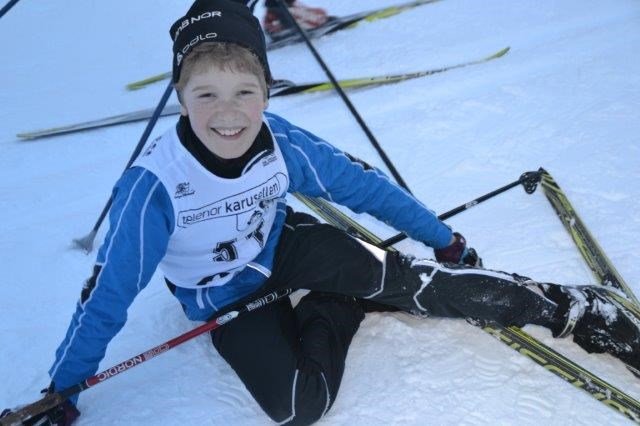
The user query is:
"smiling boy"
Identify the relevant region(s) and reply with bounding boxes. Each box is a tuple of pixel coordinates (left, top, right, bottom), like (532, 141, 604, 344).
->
(176, 48, 268, 159)
(10, 1, 638, 425)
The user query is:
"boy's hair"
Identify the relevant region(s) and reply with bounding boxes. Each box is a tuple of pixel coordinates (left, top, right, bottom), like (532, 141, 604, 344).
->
(175, 42, 269, 103)
(170, 0, 271, 85)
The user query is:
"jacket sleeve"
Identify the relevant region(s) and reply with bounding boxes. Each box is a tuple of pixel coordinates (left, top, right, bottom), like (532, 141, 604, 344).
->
(268, 114, 453, 249)
(49, 167, 174, 397)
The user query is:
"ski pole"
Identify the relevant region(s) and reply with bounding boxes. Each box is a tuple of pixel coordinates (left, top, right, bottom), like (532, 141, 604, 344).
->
(0, 288, 293, 426)
(72, 80, 175, 253)
(274, 0, 412, 192)
(378, 169, 543, 248)
(0, 0, 20, 19)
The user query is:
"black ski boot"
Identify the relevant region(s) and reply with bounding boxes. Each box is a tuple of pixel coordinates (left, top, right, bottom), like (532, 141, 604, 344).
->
(544, 284, 640, 375)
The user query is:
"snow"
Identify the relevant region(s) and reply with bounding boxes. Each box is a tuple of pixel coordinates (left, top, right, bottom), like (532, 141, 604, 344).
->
(1, 0, 639, 424)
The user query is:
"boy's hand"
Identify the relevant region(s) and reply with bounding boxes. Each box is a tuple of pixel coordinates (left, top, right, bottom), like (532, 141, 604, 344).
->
(434, 232, 482, 267)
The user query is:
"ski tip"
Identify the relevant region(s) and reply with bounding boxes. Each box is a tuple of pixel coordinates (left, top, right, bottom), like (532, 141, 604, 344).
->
(125, 83, 144, 91)
(16, 132, 34, 140)
(125, 72, 172, 91)
(494, 46, 511, 58)
(126, 80, 157, 91)
(16, 130, 56, 140)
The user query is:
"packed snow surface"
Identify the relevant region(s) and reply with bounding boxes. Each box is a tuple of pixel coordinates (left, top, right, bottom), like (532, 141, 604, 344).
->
(1, 0, 639, 424)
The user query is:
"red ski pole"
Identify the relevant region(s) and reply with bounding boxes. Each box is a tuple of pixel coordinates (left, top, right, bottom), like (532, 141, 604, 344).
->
(0, 288, 292, 426)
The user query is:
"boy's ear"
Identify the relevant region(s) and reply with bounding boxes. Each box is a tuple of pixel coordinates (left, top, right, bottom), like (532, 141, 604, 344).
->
(180, 104, 188, 116)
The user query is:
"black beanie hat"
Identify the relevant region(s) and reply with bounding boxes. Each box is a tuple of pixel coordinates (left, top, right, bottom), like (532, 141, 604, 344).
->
(170, 0, 272, 85)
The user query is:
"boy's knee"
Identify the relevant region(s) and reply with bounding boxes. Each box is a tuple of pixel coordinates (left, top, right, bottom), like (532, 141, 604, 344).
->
(261, 367, 331, 425)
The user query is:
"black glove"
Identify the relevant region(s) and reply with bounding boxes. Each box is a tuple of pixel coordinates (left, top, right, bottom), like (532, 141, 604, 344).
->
(434, 232, 482, 267)
(1, 386, 80, 426)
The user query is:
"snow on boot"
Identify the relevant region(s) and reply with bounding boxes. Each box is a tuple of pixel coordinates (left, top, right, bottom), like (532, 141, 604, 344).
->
(546, 284, 640, 373)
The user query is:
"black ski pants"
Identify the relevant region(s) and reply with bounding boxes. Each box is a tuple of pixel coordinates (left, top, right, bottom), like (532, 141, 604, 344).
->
(211, 210, 559, 425)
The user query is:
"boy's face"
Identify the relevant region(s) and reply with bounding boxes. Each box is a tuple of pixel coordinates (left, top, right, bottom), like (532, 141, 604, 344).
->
(180, 66, 268, 159)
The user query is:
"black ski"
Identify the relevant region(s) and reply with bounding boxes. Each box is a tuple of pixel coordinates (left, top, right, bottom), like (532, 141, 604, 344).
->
(17, 47, 508, 141)
(292, 193, 640, 423)
(125, 0, 443, 90)
(540, 169, 640, 306)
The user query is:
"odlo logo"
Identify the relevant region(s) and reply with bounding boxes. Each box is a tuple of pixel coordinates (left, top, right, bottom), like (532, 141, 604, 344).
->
(177, 33, 218, 66)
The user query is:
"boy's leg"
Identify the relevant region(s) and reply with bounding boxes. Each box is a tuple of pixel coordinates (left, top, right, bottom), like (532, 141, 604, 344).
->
(270, 210, 557, 322)
(269, 210, 385, 300)
(274, 209, 640, 375)
(387, 256, 640, 370)
(272, 209, 639, 369)
(211, 292, 363, 425)
(388, 257, 560, 326)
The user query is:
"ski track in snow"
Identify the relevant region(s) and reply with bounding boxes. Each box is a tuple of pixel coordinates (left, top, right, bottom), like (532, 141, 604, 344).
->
(1, 0, 640, 424)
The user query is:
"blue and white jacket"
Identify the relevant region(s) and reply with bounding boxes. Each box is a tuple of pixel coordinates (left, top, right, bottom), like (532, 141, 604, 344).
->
(49, 112, 452, 395)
